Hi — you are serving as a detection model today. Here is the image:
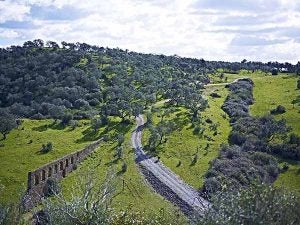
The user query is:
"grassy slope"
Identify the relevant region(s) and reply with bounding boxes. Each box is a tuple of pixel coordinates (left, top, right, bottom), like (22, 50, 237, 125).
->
(217, 71, 300, 191)
(0, 117, 185, 221)
(146, 71, 299, 191)
(143, 86, 230, 189)
(0, 119, 91, 203)
(61, 120, 186, 222)
(249, 73, 300, 191)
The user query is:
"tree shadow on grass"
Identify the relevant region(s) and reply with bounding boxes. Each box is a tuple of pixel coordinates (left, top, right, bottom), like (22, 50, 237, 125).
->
(32, 121, 66, 132)
(76, 120, 132, 143)
(172, 115, 190, 130)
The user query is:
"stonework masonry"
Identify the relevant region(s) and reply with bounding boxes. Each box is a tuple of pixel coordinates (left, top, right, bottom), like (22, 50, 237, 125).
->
(23, 139, 102, 210)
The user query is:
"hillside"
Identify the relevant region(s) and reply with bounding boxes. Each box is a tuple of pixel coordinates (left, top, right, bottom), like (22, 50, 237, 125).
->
(0, 41, 299, 224)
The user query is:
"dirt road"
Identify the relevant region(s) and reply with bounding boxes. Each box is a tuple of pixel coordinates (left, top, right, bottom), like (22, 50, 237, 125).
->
(131, 115, 209, 216)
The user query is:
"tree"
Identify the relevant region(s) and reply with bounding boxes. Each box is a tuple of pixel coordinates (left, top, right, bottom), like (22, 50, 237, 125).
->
(0, 109, 17, 140)
(91, 118, 102, 133)
(40, 142, 53, 153)
(116, 134, 124, 146)
(198, 185, 300, 225)
(271, 68, 278, 75)
(46, 41, 59, 49)
(61, 113, 73, 126)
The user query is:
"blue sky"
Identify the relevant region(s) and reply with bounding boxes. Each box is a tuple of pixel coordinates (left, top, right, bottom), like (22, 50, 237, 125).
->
(0, 0, 299, 63)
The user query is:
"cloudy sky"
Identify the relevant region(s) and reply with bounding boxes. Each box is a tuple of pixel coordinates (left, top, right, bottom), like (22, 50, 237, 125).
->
(0, 0, 300, 63)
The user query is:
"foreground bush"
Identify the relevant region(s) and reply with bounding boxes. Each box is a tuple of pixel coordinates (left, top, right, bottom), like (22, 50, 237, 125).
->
(36, 171, 116, 225)
(198, 184, 300, 225)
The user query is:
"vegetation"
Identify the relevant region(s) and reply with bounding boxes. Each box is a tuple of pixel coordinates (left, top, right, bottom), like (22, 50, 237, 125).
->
(142, 85, 231, 188)
(202, 78, 298, 198)
(198, 184, 300, 225)
(40, 142, 53, 154)
(0, 40, 299, 223)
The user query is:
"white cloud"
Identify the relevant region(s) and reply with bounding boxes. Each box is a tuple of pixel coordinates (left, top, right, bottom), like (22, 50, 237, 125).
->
(0, 29, 20, 38)
(0, 1, 30, 23)
(0, 0, 299, 63)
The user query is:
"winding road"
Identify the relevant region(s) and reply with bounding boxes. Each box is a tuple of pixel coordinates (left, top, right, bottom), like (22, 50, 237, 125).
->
(131, 115, 209, 216)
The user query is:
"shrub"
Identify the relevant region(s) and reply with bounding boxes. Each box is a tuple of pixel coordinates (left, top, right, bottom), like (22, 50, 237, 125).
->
(197, 185, 300, 225)
(44, 178, 60, 197)
(270, 105, 286, 115)
(202, 145, 280, 198)
(193, 126, 201, 134)
(210, 92, 221, 98)
(271, 68, 278, 75)
(116, 134, 125, 146)
(60, 113, 73, 125)
(282, 162, 289, 171)
(121, 162, 127, 173)
(190, 154, 198, 166)
(40, 142, 53, 154)
(39, 172, 115, 225)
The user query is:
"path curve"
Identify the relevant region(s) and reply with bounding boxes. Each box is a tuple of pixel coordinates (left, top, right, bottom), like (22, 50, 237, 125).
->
(131, 115, 209, 216)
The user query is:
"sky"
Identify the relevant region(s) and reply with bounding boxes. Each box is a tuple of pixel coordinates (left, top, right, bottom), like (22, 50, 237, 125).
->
(0, 0, 299, 63)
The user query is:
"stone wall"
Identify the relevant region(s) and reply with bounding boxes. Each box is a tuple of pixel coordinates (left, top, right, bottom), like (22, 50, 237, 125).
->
(23, 139, 102, 210)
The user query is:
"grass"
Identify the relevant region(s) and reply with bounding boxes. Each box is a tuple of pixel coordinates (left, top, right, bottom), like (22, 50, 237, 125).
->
(213, 71, 300, 191)
(142, 85, 230, 189)
(0, 119, 91, 203)
(61, 119, 187, 222)
(0, 69, 298, 220)
(147, 71, 299, 192)
(248, 72, 300, 191)
(0, 117, 186, 222)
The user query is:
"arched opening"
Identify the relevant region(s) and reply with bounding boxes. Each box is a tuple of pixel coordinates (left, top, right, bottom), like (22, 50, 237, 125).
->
(42, 170, 46, 181)
(34, 174, 39, 185)
(60, 161, 63, 170)
(71, 157, 74, 164)
(54, 164, 58, 173)
(48, 167, 52, 177)
(66, 158, 69, 167)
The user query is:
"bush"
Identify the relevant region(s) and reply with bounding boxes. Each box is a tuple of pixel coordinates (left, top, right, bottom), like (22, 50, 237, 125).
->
(270, 105, 286, 115)
(116, 134, 125, 146)
(202, 145, 280, 198)
(60, 113, 73, 125)
(44, 178, 60, 197)
(39, 172, 115, 225)
(210, 92, 221, 98)
(121, 162, 127, 173)
(271, 68, 278, 75)
(282, 162, 289, 171)
(193, 126, 201, 134)
(40, 142, 53, 153)
(197, 185, 300, 225)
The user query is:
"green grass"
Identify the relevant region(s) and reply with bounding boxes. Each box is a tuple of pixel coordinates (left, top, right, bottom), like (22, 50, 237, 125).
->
(61, 119, 187, 222)
(0, 119, 92, 203)
(0, 117, 186, 222)
(142, 86, 230, 189)
(248, 72, 300, 191)
(214, 71, 300, 191)
(1, 70, 298, 220)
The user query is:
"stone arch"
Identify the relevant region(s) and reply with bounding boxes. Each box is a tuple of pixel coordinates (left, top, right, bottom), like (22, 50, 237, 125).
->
(54, 164, 58, 173)
(48, 167, 52, 177)
(66, 158, 69, 167)
(34, 174, 39, 185)
(41, 170, 46, 181)
(60, 161, 63, 171)
(71, 156, 74, 164)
